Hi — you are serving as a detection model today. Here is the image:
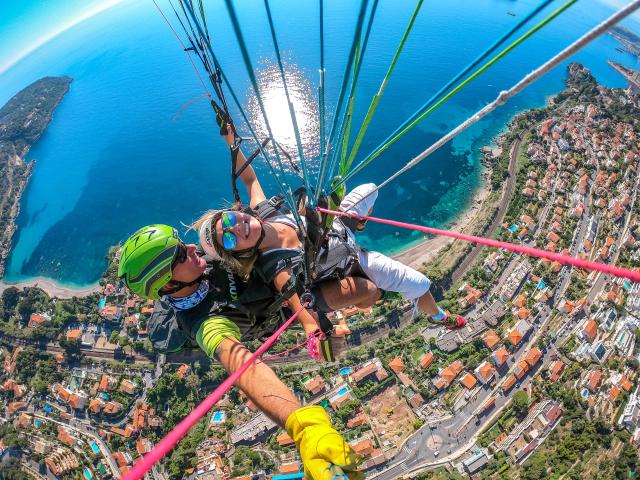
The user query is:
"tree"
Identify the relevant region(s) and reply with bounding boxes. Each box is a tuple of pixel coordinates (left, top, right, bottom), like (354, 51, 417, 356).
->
(0, 287, 19, 320)
(109, 331, 119, 344)
(513, 390, 529, 417)
(522, 451, 548, 480)
(626, 358, 639, 371)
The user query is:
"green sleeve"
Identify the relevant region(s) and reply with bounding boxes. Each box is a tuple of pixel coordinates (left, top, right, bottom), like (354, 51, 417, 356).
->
(195, 316, 242, 358)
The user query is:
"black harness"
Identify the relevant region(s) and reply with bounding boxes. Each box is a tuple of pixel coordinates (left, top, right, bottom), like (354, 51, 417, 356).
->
(148, 256, 289, 353)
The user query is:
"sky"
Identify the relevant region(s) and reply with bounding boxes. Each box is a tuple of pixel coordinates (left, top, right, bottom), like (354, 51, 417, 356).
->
(0, 0, 638, 75)
(0, 0, 129, 74)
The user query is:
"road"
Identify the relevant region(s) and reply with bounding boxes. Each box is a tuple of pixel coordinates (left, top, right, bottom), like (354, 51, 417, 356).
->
(452, 135, 522, 284)
(372, 155, 639, 478)
(372, 302, 556, 479)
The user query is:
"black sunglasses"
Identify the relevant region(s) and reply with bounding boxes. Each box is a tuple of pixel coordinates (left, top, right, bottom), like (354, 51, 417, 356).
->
(159, 242, 198, 296)
(171, 242, 188, 269)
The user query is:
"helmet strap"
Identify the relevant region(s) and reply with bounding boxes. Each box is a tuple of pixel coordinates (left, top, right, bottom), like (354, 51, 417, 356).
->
(160, 274, 204, 296)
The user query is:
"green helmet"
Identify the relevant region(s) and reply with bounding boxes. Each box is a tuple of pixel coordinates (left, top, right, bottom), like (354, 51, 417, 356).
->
(118, 224, 180, 300)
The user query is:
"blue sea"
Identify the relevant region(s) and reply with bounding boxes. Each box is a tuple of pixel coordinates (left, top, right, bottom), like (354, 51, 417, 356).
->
(0, 0, 638, 287)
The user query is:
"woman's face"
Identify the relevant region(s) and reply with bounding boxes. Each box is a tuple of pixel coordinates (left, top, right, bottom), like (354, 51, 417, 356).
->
(215, 211, 262, 252)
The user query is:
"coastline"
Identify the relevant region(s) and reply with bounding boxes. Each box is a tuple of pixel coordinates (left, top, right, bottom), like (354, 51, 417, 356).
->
(0, 76, 73, 279)
(0, 163, 493, 299)
(392, 156, 494, 270)
(0, 277, 101, 299)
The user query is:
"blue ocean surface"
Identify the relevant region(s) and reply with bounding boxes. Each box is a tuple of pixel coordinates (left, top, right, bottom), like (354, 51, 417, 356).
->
(0, 0, 638, 286)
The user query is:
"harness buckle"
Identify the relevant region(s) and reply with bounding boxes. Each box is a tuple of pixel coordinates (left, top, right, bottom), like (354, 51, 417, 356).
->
(268, 195, 285, 209)
(300, 291, 315, 309)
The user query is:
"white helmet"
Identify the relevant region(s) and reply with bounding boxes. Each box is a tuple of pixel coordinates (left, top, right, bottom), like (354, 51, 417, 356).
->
(340, 183, 378, 216)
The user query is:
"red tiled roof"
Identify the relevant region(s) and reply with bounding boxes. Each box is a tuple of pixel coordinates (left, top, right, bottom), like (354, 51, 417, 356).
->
(460, 373, 477, 390)
(57, 427, 74, 446)
(610, 385, 621, 401)
(280, 463, 301, 474)
(347, 414, 368, 429)
(303, 375, 326, 395)
(388, 357, 405, 374)
(588, 370, 602, 392)
(502, 375, 517, 391)
(352, 439, 374, 456)
(584, 319, 598, 341)
(176, 364, 191, 379)
(476, 361, 496, 383)
(492, 346, 509, 366)
(67, 329, 81, 341)
(482, 330, 500, 350)
(620, 376, 633, 392)
(524, 348, 542, 367)
(442, 361, 463, 382)
(514, 360, 529, 379)
(548, 361, 565, 382)
(99, 374, 108, 392)
(419, 352, 434, 369)
(508, 329, 524, 346)
(277, 432, 295, 447)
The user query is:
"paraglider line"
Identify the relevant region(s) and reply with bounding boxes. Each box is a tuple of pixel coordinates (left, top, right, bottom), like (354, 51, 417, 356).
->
(318, 207, 640, 283)
(122, 305, 306, 480)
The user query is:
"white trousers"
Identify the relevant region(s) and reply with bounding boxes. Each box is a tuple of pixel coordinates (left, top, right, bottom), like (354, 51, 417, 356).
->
(358, 249, 431, 301)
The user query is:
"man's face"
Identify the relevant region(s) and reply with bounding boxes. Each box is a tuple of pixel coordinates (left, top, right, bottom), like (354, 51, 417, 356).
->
(355, 207, 374, 231)
(171, 243, 207, 284)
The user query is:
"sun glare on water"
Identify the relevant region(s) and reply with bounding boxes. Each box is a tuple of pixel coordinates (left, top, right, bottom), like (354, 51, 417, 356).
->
(246, 61, 320, 173)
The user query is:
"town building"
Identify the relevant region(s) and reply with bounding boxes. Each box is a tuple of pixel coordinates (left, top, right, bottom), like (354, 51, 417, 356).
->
(495, 400, 563, 463)
(349, 358, 388, 385)
(230, 412, 277, 445)
(432, 360, 463, 391)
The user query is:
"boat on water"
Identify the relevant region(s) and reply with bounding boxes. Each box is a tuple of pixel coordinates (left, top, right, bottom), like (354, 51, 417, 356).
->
(507, 11, 516, 16)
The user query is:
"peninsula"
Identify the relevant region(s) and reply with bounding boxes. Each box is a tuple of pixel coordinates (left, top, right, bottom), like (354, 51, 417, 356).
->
(0, 76, 72, 278)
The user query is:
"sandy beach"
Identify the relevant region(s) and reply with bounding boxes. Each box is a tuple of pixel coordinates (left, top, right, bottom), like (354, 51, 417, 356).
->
(392, 171, 492, 270)
(0, 277, 101, 299)
(0, 155, 493, 299)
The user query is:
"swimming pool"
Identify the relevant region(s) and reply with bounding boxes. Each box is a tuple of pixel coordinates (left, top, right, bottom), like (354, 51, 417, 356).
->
(581, 388, 589, 398)
(537, 281, 546, 289)
(91, 442, 100, 454)
(509, 225, 518, 233)
(339, 367, 352, 375)
(211, 411, 225, 423)
(44, 404, 53, 413)
(98, 298, 106, 308)
(100, 393, 110, 401)
(337, 386, 349, 396)
(83, 467, 93, 480)
(34, 420, 42, 427)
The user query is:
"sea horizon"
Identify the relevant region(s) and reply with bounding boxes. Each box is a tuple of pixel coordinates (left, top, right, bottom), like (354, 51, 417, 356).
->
(1, 0, 639, 288)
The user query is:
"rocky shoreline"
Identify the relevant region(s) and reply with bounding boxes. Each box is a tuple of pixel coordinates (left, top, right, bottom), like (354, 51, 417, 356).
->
(0, 161, 34, 278)
(0, 76, 72, 279)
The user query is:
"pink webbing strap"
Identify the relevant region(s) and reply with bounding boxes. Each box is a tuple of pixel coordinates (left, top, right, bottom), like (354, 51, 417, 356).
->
(123, 306, 305, 480)
(318, 207, 640, 283)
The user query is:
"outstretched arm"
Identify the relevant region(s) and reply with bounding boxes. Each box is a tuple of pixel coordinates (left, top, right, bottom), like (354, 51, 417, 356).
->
(197, 316, 362, 478)
(222, 130, 267, 208)
(216, 337, 299, 427)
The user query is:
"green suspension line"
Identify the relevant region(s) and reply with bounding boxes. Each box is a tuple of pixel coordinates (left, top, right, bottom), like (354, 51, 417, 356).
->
(342, 0, 425, 176)
(338, 0, 577, 188)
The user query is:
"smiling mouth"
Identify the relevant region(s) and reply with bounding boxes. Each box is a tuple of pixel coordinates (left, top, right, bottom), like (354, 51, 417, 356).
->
(244, 220, 250, 239)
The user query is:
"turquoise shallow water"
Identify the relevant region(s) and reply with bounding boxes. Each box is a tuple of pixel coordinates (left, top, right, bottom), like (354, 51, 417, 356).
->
(0, 0, 639, 286)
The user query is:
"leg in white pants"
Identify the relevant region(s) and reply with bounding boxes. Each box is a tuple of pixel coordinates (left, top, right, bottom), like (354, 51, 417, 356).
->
(357, 249, 431, 301)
